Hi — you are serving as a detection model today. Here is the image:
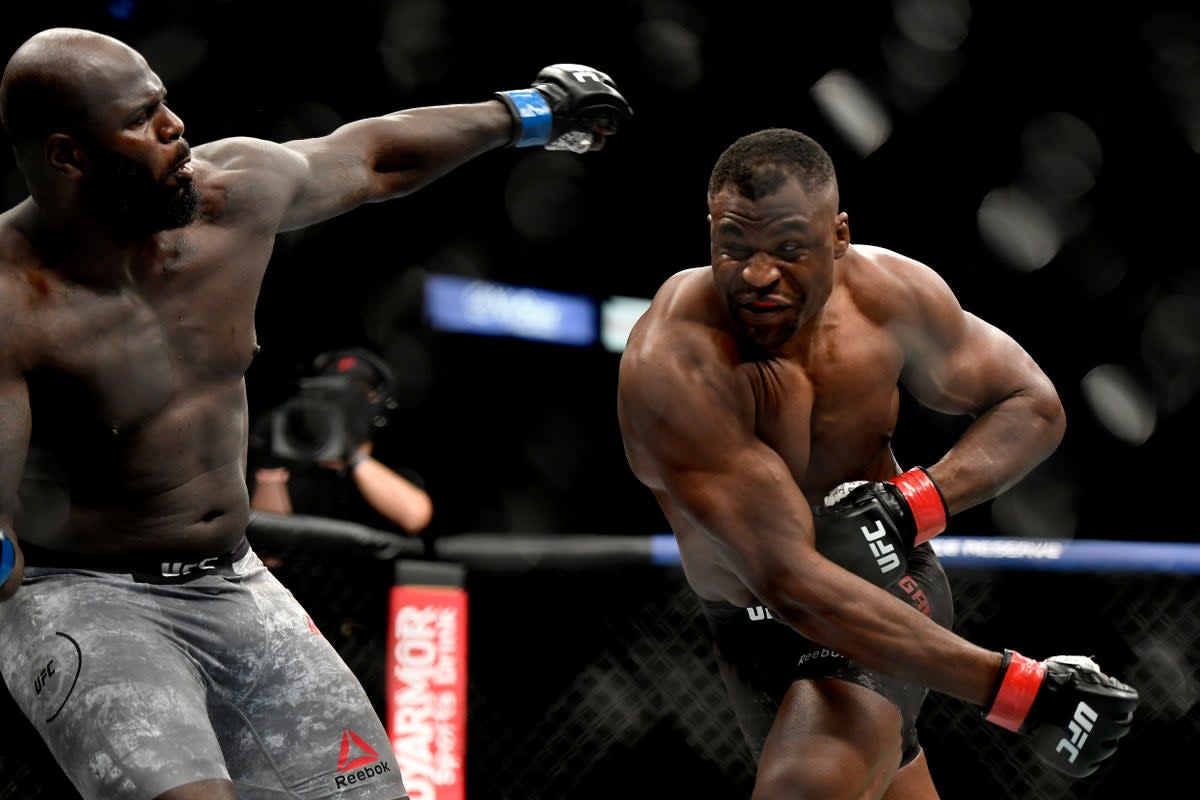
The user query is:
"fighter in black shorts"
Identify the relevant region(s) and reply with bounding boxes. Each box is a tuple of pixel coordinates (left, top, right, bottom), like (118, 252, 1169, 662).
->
(702, 543, 952, 769)
(617, 127, 1139, 798)
(0, 26, 631, 800)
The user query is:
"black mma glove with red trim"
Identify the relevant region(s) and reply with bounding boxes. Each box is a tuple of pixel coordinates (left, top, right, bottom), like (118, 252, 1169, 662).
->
(983, 650, 1139, 778)
(812, 467, 948, 588)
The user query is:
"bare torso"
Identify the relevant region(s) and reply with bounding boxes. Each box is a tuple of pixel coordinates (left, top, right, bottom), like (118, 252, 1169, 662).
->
(622, 250, 910, 603)
(1, 155, 279, 557)
(0, 99, 524, 564)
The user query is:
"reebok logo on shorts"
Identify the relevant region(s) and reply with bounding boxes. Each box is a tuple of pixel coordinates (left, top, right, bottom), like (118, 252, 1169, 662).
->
(796, 647, 842, 666)
(334, 729, 391, 788)
(338, 729, 378, 772)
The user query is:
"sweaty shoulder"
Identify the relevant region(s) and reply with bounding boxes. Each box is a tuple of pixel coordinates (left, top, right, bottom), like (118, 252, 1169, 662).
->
(838, 243, 960, 329)
(620, 266, 747, 413)
(624, 266, 733, 365)
(618, 266, 758, 491)
(190, 136, 307, 229)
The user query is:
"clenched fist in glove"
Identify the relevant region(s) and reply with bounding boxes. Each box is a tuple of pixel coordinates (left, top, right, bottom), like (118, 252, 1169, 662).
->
(496, 64, 633, 152)
(984, 651, 1140, 778)
(813, 467, 948, 588)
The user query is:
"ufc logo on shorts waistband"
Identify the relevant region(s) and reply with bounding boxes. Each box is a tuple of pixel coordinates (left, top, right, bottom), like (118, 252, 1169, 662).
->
(160, 557, 218, 577)
(747, 605, 775, 621)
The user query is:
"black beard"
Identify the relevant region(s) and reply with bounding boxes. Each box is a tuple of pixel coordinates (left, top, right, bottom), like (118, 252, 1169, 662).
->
(80, 150, 200, 237)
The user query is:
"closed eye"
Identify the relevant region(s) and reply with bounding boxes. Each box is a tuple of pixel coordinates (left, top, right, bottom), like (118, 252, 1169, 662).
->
(126, 89, 167, 127)
(777, 241, 806, 257)
(127, 102, 159, 127)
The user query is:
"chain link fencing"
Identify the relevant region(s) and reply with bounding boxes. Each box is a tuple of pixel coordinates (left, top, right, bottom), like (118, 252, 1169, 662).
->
(2, 522, 1194, 799)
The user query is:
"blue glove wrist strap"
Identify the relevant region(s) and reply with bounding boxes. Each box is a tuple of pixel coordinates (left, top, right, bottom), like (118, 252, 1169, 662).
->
(0, 530, 14, 586)
(497, 88, 553, 147)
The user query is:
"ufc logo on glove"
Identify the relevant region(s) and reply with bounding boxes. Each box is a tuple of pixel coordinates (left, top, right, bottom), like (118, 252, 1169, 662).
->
(1056, 702, 1098, 764)
(861, 520, 901, 575)
(813, 468, 947, 589)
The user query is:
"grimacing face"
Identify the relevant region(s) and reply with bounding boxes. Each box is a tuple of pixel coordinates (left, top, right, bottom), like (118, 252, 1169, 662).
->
(708, 173, 847, 350)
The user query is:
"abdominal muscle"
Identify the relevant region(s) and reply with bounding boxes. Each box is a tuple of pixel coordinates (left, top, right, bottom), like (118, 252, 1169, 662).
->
(19, 382, 254, 558)
(60, 463, 252, 557)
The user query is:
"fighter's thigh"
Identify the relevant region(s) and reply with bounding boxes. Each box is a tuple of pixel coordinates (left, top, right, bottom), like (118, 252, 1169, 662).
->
(754, 678, 904, 800)
(216, 572, 406, 799)
(0, 582, 228, 800)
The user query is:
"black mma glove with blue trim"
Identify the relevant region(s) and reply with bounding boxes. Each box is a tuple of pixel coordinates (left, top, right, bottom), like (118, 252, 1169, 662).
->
(496, 64, 632, 152)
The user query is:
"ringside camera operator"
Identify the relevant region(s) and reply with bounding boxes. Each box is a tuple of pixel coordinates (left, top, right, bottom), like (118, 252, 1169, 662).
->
(248, 348, 433, 536)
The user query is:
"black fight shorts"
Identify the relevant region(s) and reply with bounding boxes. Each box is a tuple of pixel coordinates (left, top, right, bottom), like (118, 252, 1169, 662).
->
(700, 543, 954, 767)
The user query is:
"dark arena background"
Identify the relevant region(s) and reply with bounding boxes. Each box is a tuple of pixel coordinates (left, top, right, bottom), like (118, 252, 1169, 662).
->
(1, 1, 1198, 799)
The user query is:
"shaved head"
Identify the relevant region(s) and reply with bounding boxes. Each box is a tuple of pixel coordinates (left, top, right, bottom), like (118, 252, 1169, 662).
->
(1, 28, 145, 147)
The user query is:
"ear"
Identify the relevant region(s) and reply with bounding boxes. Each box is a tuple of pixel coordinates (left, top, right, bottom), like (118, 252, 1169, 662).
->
(833, 211, 850, 258)
(45, 134, 84, 178)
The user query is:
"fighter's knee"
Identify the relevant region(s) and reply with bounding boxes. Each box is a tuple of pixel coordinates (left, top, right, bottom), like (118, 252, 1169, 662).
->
(752, 756, 861, 800)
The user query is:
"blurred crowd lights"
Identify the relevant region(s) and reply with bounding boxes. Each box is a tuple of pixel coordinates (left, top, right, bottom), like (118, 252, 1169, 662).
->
(808, 0, 971, 157)
(1081, 364, 1157, 447)
(422, 273, 651, 354)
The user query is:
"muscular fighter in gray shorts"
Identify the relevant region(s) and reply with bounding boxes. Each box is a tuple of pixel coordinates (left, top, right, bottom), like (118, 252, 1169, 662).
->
(0, 540, 406, 800)
(0, 25, 628, 800)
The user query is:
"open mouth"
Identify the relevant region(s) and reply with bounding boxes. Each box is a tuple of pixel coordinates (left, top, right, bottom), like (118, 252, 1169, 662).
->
(165, 149, 193, 184)
(741, 299, 790, 316)
(170, 158, 193, 180)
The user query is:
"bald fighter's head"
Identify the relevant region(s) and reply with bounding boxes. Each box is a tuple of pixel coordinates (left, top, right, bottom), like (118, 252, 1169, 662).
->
(0, 28, 198, 235)
(1, 29, 140, 145)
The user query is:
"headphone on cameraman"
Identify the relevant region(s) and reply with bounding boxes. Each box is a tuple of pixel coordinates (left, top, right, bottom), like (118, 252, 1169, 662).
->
(310, 347, 400, 429)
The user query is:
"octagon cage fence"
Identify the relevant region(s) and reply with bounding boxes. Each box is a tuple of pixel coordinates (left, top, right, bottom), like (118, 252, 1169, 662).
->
(1, 511, 1196, 800)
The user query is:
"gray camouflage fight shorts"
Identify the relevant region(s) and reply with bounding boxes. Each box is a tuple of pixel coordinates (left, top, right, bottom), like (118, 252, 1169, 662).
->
(0, 539, 408, 800)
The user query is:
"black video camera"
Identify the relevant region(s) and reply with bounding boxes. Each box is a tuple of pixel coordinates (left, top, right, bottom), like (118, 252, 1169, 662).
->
(263, 348, 398, 464)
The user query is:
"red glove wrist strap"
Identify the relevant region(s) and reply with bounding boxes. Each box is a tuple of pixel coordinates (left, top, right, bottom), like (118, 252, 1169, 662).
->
(889, 467, 948, 545)
(986, 650, 1045, 732)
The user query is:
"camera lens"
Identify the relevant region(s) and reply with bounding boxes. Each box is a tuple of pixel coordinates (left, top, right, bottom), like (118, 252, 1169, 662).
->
(279, 400, 337, 458)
